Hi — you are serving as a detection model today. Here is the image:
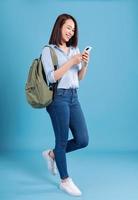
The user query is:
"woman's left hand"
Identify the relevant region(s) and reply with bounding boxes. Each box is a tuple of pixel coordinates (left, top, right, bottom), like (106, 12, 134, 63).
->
(82, 51, 90, 65)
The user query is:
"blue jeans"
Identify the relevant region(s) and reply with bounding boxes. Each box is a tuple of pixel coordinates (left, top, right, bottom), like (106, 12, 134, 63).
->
(46, 88, 89, 179)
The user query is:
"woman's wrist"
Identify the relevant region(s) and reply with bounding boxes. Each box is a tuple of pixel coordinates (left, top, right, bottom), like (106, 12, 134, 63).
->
(68, 58, 74, 68)
(82, 61, 88, 68)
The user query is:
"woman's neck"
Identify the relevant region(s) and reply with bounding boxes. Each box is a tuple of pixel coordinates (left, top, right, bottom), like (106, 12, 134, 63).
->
(59, 43, 69, 54)
(59, 42, 67, 48)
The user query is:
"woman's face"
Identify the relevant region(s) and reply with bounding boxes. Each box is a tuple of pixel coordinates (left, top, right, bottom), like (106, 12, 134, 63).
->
(61, 19, 75, 44)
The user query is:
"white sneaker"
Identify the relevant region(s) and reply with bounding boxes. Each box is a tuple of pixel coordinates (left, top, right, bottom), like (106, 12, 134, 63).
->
(60, 178, 82, 196)
(42, 149, 58, 175)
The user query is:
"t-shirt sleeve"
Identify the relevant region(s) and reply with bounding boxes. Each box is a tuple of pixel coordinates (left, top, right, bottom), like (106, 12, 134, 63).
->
(76, 47, 82, 71)
(41, 47, 56, 83)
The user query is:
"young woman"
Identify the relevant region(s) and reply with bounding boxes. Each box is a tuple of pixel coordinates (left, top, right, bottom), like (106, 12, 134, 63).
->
(41, 13, 91, 196)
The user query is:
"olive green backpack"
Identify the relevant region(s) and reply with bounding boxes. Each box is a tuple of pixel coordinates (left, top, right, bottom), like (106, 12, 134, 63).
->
(25, 45, 58, 108)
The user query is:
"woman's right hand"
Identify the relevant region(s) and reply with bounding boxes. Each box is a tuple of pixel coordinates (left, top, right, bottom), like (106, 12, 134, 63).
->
(71, 54, 82, 65)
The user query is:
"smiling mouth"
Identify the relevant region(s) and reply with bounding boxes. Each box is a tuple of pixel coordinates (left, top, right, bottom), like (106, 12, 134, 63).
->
(66, 34, 71, 39)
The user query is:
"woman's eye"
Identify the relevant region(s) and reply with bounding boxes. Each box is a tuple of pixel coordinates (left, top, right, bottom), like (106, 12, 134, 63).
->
(67, 27, 71, 30)
(67, 27, 75, 32)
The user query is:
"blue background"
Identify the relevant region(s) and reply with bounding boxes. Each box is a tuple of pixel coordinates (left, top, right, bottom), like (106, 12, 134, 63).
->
(0, 1, 138, 200)
(0, 0, 138, 152)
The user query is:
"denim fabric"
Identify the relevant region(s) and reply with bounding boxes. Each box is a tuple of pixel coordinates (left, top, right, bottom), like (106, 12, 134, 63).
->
(46, 89, 89, 179)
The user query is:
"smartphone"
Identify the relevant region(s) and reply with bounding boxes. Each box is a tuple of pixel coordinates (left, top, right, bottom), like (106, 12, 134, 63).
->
(84, 46, 93, 53)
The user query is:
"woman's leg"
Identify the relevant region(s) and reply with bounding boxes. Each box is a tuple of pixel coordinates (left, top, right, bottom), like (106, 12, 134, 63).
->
(46, 89, 83, 196)
(66, 98, 89, 153)
(47, 101, 70, 179)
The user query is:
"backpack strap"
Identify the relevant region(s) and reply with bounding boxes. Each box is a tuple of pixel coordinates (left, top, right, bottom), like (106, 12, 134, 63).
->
(42, 45, 59, 98)
(44, 45, 58, 71)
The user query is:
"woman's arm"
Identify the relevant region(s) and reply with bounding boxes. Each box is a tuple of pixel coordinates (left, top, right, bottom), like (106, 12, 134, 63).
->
(42, 47, 82, 83)
(54, 54, 82, 81)
(78, 51, 90, 80)
(78, 64, 88, 80)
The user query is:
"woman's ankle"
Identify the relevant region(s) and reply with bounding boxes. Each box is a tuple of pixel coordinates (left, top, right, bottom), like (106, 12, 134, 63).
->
(61, 177, 69, 183)
(49, 150, 55, 159)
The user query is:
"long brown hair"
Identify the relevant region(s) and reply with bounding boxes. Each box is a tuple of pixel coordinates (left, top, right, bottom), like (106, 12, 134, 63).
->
(49, 13, 78, 47)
